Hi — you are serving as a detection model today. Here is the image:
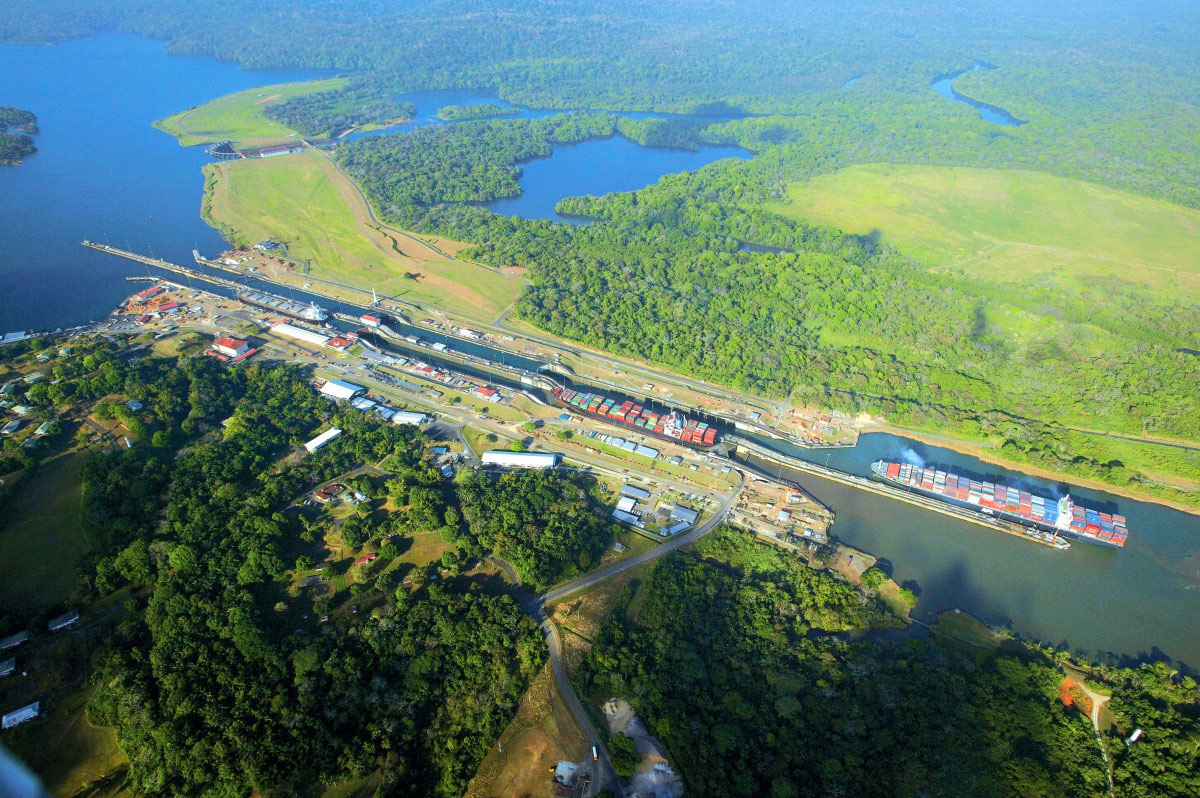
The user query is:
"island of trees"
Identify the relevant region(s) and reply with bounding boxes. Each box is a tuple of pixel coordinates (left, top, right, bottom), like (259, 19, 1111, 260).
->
(437, 103, 520, 122)
(0, 106, 37, 164)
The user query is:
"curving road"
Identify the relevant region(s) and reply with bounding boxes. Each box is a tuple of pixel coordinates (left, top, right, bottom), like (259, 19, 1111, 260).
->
(495, 470, 744, 797)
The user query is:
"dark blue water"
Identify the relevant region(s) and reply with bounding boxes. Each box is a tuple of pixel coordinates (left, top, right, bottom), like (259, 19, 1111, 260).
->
(749, 432, 1200, 667)
(482, 137, 747, 224)
(345, 89, 749, 224)
(932, 64, 1027, 127)
(0, 35, 326, 332)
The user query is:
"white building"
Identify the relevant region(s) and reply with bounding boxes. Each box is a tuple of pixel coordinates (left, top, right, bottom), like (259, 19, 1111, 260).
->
(319, 380, 364, 401)
(0, 658, 15, 678)
(271, 322, 330, 348)
(212, 337, 250, 358)
(0, 631, 28, 650)
(481, 450, 559, 469)
(2, 701, 39, 729)
(391, 411, 428, 426)
(48, 610, 79, 631)
(304, 427, 342, 453)
(616, 496, 637, 514)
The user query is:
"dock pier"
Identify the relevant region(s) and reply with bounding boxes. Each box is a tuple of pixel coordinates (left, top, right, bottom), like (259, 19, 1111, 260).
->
(83, 242, 243, 290)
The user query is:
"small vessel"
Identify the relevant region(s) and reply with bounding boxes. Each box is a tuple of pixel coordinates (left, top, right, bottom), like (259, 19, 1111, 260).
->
(236, 289, 328, 322)
(871, 460, 1127, 548)
(552, 386, 718, 448)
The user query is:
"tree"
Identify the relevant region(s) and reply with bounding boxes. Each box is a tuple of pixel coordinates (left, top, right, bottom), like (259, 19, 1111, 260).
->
(607, 733, 639, 778)
(295, 555, 314, 572)
(861, 567, 887, 590)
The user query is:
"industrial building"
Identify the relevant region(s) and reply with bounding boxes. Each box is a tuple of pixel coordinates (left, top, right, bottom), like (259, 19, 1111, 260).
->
(271, 322, 331, 348)
(612, 509, 640, 525)
(620, 484, 651, 500)
(481, 450, 560, 469)
(633, 444, 659, 459)
(616, 496, 638, 514)
(2, 701, 39, 729)
(212, 337, 250, 358)
(0, 658, 14, 678)
(391, 411, 428, 426)
(304, 427, 342, 453)
(319, 380, 364, 401)
(668, 504, 699, 525)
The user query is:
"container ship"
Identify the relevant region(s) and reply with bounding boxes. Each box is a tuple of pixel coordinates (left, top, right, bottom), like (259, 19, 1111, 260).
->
(236, 289, 327, 322)
(552, 387, 718, 448)
(871, 460, 1128, 548)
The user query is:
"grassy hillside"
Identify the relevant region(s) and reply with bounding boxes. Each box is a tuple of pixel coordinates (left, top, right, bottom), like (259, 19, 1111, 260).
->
(768, 164, 1200, 300)
(154, 77, 346, 147)
(202, 149, 524, 320)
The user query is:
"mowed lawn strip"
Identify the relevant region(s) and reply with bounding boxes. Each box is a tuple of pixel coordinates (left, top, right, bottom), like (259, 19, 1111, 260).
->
(203, 150, 523, 321)
(768, 163, 1200, 297)
(154, 77, 348, 148)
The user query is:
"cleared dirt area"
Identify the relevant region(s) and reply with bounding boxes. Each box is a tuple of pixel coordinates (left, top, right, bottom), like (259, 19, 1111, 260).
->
(203, 150, 524, 321)
(465, 661, 589, 798)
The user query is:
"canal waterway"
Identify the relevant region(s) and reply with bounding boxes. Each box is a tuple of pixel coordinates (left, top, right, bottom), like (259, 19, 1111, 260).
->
(932, 64, 1027, 127)
(0, 35, 746, 330)
(745, 432, 1200, 668)
(3, 35, 1199, 668)
(0, 34, 328, 333)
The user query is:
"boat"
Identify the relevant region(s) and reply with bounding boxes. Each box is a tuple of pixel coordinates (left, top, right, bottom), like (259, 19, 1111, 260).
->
(870, 460, 1127, 549)
(236, 289, 327, 322)
(552, 386, 718, 448)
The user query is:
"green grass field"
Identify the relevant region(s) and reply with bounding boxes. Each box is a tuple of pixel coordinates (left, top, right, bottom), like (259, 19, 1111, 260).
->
(0, 448, 90, 610)
(768, 163, 1200, 298)
(204, 150, 524, 320)
(154, 78, 347, 147)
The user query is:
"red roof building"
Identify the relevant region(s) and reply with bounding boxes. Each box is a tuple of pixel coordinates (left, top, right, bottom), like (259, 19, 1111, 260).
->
(135, 286, 164, 301)
(213, 337, 250, 358)
(325, 337, 353, 350)
(360, 314, 382, 327)
(354, 553, 377, 565)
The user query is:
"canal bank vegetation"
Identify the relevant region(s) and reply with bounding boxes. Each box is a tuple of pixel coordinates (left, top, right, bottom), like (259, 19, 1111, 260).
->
(153, 77, 348, 147)
(579, 526, 1200, 797)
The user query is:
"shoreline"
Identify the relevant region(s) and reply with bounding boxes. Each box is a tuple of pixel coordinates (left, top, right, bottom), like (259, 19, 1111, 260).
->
(867, 424, 1200, 518)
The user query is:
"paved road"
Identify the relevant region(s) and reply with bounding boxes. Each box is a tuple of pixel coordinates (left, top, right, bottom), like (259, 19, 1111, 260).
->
(492, 470, 744, 797)
(539, 470, 744, 608)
